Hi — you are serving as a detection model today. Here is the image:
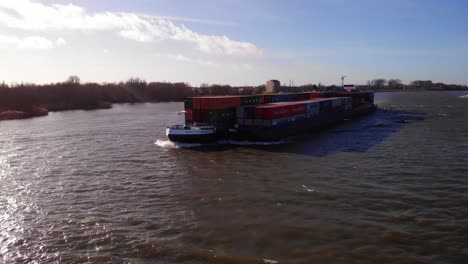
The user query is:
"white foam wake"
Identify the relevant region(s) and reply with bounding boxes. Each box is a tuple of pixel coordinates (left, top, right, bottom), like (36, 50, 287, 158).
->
(154, 139, 289, 149)
(459, 94, 468, 98)
(154, 140, 203, 149)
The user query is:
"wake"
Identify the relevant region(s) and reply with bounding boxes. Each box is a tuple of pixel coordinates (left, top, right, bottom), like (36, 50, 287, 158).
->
(154, 139, 288, 149)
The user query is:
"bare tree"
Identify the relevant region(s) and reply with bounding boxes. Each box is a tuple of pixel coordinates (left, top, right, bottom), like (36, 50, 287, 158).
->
(387, 79, 402, 89)
(66, 75, 80, 84)
(371, 79, 387, 89)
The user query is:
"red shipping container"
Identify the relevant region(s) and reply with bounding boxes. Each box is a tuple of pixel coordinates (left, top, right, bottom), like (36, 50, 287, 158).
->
(192, 98, 201, 109)
(192, 109, 200, 122)
(191, 96, 241, 110)
(185, 109, 193, 121)
(309, 92, 325, 99)
(254, 102, 306, 120)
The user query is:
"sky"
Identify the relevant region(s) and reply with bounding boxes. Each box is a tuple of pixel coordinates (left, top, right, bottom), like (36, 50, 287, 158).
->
(0, 0, 467, 86)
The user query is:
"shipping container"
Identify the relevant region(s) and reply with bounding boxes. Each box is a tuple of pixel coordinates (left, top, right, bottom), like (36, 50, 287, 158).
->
(261, 94, 272, 104)
(254, 102, 307, 120)
(331, 98, 343, 108)
(261, 93, 296, 104)
(294, 93, 310, 101)
(192, 109, 210, 123)
(309, 92, 326, 99)
(306, 102, 319, 116)
(208, 108, 236, 121)
(254, 119, 264, 126)
(343, 97, 352, 111)
(240, 95, 262, 106)
(185, 109, 193, 122)
(245, 119, 254, 126)
(276, 93, 296, 102)
(319, 100, 332, 113)
(291, 114, 307, 122)
(236, 105, 257, 119)
(184, 98, 193, 110)
(191, 96, 241, 110)
(244, 107, 256, 119)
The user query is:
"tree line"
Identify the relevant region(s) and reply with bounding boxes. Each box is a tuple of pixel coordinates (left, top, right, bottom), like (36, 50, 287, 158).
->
(365, 79, 467, 91)
(0, 76, 466, 120)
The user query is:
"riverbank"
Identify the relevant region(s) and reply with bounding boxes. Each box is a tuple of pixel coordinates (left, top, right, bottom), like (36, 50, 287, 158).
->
(0, 107, 48, 121)
(0, 101, 112, 121)
(2, 89, 467, 122)
(374, 88, 468, 92)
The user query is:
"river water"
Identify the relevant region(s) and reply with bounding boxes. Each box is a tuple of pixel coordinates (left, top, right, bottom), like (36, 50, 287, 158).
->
(1, 91, 467, 263)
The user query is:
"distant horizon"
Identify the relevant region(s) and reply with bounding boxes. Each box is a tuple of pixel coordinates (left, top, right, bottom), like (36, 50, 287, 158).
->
(1, 0, 467, 86)
(2, 76, 467, 88)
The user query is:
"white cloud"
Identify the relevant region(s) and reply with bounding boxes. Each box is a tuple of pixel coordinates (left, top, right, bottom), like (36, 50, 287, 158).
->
(0, 34, 65, 50)
(160, 53, 217, 66)
(17, 36, 53, 49)
(170, 54, 192, 62)
(55, 37, 66, 46)
(0, 0, 263, 56)
(231, 63, 257, 71)
(0, 34, 18, 46)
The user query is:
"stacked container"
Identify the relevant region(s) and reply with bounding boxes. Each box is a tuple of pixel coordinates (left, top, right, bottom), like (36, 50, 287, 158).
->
(188, 96, 241, 129)
(192, 96, 241, 109)
(185, 91, 373, 128)
(261, 93, 296, 104)
(240, 95, 262, 106)
(238, 102, 314, 127)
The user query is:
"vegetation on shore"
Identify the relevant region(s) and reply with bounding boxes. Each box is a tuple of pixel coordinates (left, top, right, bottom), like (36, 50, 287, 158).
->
(0, 76, 466, 121)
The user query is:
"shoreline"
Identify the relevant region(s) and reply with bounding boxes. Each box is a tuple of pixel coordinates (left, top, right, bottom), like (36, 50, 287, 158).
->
(374, 89, 468, 92)
(1, 89, 467, 122)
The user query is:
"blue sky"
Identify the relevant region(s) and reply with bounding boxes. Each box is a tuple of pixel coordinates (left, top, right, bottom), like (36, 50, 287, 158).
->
(1, 0, 467, 86)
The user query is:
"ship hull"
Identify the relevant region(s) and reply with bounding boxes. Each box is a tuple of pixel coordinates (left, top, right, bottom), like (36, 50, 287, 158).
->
(167, 133, 218, 143)
(166, 126, 219, 143)
(231, 104, 377, 141)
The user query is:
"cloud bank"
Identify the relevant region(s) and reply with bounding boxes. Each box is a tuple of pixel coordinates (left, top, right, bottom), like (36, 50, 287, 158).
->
(0, 0, 262, 56)
(0, 34, 66, 50)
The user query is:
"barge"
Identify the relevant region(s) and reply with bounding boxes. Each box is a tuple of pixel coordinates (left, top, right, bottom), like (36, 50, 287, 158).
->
(166, 90, 376, 143)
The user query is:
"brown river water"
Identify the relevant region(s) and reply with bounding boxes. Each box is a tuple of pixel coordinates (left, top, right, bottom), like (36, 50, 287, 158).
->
(1, 91, 467, 263)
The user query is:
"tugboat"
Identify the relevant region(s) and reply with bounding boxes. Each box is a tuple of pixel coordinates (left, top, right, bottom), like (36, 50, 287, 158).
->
(166, 123, 217, 143)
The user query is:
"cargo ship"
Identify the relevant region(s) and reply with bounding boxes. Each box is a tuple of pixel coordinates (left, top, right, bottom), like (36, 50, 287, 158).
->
(166, 90, 376, 143)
